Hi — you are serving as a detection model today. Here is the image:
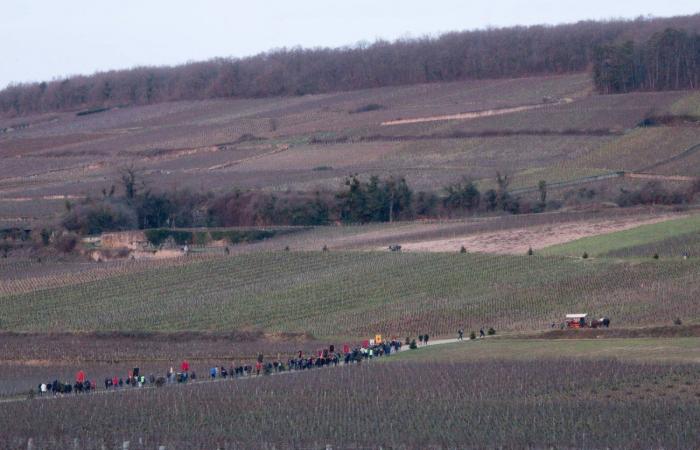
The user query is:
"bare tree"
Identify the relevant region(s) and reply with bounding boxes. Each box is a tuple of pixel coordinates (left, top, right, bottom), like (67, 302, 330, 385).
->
(119, 165, 141, 200)
(4, 15, 700, 116)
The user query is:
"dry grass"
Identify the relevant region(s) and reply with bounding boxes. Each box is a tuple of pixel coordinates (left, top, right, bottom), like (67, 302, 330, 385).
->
(398, 213, 686, 254)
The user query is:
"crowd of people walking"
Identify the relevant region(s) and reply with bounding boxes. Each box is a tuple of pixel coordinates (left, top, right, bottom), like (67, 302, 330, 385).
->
(35, 339, 407, 397)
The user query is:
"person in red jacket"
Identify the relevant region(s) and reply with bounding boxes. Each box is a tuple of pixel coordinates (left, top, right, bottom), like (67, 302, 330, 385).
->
(255, 361, 262, 376)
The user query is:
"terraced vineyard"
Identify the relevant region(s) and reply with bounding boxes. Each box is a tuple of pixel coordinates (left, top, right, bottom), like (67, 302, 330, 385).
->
(5, 11, 700, 449)
(2, 251, 699, 336)
(3, 72, 700, 225)
(3, 357, 699, 449)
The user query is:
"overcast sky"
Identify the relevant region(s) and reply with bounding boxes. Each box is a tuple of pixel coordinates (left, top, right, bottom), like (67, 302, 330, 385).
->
(2, 0, 699, 89)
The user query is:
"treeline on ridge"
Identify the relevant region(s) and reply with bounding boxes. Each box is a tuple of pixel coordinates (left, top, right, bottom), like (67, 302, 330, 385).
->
(593, 28, 700, 93)
(3, 14, 700, 116)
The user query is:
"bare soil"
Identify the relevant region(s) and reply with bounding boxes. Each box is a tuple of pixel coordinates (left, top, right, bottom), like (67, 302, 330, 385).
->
(396, 214, 683, 254)
(381, 98, 573, 126)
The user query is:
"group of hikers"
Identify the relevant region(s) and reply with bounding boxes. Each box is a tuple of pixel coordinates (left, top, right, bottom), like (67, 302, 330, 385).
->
(38, 370, 95, 395)
(457, 328, 487, 340)
(35, 338, 407, 397)
(38, 368, 172, 395)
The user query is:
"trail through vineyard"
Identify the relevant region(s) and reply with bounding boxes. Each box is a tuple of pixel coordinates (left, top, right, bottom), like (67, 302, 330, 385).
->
(0, 336, 465, 405)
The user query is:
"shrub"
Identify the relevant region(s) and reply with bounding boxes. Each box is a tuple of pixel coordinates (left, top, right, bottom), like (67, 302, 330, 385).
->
(62, 201, 138, 235)
(638, 114, 700, 127)
(145, 229, 193, 246)
(210, 229, 276, 244)
(54, 233, 78, 253)
(40, 229, 51, 246)
(483, 189, 498, 211)
(582, 252, 589, 259)
(414, 191, 439, 217)
(653, 253, 660, 259)
(443, 178, 481, 211)
(409, 339, 417, 349)
(487, 327, 496, 336)
(616, 182, 688, 208)
(469, 331, 476, 340)
(337, 175, 413, 223)
(76, 107, 109, 116)
(351, 103, 384, 114)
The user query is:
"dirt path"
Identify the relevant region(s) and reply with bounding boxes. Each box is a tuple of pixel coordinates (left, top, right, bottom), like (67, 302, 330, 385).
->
(207, 144, 289, 171)
(396, 214, 685, 254)
(381, 98, 573, 126)
(624, 173, 697, 182)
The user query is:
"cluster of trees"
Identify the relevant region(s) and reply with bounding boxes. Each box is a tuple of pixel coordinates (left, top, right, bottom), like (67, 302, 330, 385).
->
(207, 190, 331, 227)
(616, 181, 696, 207)
(62, 168, 211, 234)
(60, 170, 700, 237)
(3, 15, 700, 115)
(593, 28, 700, 94)
(336, 176, 412, 223)
(60, 171, 549, 235)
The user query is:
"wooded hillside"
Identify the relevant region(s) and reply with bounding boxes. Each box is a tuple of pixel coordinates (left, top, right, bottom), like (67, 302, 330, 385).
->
(593, 28, 700, 93)
(2, 14, 700, 116)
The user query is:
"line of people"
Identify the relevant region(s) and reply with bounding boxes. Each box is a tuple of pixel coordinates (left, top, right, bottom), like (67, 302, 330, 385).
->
(35, 339, 405, 397)
(38, 379, 96, 395)
(457, 328, 487, 340)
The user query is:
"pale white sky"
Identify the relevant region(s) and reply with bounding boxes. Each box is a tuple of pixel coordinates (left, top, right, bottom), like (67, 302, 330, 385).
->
(1, 0, 699, 89)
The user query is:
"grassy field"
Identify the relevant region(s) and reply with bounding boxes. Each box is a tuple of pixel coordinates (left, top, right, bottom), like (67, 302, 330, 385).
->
(2, 251, 700, 336)
(671, 92, 700, 116)
(393, 337, 700, 363)
(542, 214, 700, 258)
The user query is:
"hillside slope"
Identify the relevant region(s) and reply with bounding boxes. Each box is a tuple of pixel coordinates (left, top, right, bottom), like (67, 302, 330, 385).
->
(3, 73, 700, 227)
(2, 250, 699, 335)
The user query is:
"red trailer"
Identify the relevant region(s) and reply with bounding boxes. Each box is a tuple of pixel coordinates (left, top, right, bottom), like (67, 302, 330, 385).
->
(565, 314, 611, 329)
(565, 314, 588, 329)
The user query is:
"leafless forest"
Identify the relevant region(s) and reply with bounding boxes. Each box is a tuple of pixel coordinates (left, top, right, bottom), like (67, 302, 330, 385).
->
(2, 14, 700, 116)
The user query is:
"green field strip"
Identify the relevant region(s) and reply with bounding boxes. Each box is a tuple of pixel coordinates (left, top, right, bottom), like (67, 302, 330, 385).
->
(542, 214, 700, 257)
